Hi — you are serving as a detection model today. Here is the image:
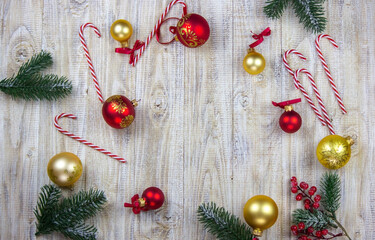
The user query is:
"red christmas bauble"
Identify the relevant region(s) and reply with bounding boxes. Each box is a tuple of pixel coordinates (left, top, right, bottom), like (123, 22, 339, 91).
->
(279, 110, 302, 133)
(141, 187, 165, 210)
(102, 95, 136, 129)
(175, 13, 210, 48)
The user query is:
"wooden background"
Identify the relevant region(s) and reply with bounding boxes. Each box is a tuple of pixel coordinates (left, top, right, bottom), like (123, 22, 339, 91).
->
(0, 0, 374, 239)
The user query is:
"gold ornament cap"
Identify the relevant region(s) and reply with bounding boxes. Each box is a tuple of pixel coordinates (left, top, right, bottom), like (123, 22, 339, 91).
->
(284, 105, 293, 112)
(345, 136, 354, 146)
(252, 228, 263, 236)
(131, 99, 139, 107)
(137, 198, 146, 207)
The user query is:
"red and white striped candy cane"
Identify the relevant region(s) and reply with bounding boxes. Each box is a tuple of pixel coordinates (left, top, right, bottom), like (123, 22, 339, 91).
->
(131, 0, 187, 66)
(54, 113, 126, 163)
(283, 49, 307, 89)
(315, 34, 347, 114)
(283, 49, 326, 126)
(79, 23, 104, 103)
(294, 69, 335, 135)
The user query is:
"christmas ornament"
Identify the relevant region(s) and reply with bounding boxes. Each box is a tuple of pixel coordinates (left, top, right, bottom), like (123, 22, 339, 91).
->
(34, 184, 107, 240)
(290, 174, 352, 240)
(118, 0, 210, 66)
(110, 19, 133, 48)
(264, 0, 327, 33)
(124, 187, 165, 214)
(243, 195, 278, 236)
(316, 135, 354, 169)
(54, 113, 126, 163)
(79, 23, 138, 129)
(272, 98, 302, 133)
(198, 202, 257, 240)
(47, 152, 83, 187)
(243, 27, 270, 75)
(0, 51, 71, 100)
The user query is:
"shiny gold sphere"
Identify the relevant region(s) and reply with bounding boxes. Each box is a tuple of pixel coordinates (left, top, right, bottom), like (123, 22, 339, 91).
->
(47, 152, 83, 187)
(317, 135, 354, 169)
(243, 49, 266, 75)
(110, 19, 133, 47)
(243, 195, 278, 236)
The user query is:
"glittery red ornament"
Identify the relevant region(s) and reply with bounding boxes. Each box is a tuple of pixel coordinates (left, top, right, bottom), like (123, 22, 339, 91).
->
(102, 95, 137, 129)
(124, 187, 165, 214)
(174, 13, 210, 48)
(279, 110, 302, 133)
(272, 98, 302, 134)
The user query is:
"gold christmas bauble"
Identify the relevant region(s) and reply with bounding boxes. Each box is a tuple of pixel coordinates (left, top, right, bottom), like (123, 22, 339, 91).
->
(316, 135, 354, 169)
(110, 19, 133, 47)
(243, 49, 266, 75)
(243, 195, 278, 236)
(47, 152, 83, 187)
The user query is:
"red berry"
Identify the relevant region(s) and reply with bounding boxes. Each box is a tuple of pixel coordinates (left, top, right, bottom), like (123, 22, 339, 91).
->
(321, 229, 328, 235)
(307, 226, 314, 233)
(304, 199, 311, 205)
(299, 236, 307, 240)
(291, 225, 298, 231)
(308, 186, 317, 196)
(314, 195, 321, 202)
(316, 231, 322, 237)
(313, 202, 320, 209)
(291, 181, 298, 187)
(252, 238, 259, 240)
(300, 182, 309, 190)
(304, 203, 310, 210)
(291, 176, 297, 182)
(298, 222, 305, 230)
(296, 193, 303, 201)
(291, 186, 298, 193)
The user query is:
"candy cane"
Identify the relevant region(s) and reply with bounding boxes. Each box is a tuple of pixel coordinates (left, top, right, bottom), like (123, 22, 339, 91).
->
(79, 23, 104, 103)
(294, 69, 335, 135)
(132, 0, 187, 66)
(315, 34, 347, 114)
(54, 113, 126, 163)
(283, 49, 307, 89)
(283, 49, 326, 126)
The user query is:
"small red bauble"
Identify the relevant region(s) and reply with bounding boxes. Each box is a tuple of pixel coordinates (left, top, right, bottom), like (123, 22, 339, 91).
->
(279, 110, 302, 133)
(102, 95, 137, 129)
(124, 187, 165, 214)
(175, 13, 210, 48)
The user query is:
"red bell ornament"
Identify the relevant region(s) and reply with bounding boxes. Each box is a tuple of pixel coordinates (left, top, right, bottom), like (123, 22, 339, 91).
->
(102, 95, 138, 129)
(124, 187, 165, 214)
(272, 99, 302, 133)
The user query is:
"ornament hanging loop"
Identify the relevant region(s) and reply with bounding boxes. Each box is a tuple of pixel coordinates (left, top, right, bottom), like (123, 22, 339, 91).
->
(156, 17, 180, 45)
(249, 27, 271, 49)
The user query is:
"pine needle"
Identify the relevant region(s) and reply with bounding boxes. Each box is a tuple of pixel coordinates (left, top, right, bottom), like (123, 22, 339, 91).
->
(320, 172, 341, 215)
(197, 202, 254, 240)
(291, 0, 327, 33)
(292, 209, 337, 230)
(0, 51, 72, 100)
(264, 0, 290, 19)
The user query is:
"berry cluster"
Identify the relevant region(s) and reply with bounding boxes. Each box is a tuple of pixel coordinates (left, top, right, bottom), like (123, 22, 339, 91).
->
(290, 176, 321, 210)
(290, 222, 337, 239)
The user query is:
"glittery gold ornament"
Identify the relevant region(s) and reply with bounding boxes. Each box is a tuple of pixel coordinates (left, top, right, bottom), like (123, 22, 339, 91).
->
(243, 48, 266, 75)
(316, 135, 354, 169)
(243, 195, 278, 236)
(47, 152, 83, 187)
(110, 19, 133, 47)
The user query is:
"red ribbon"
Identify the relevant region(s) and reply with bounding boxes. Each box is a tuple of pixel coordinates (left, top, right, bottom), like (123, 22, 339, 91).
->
(124, 194, 142, 214)
(272, 98, 301, 109)
(115, 40, 145, 65)
(249, 27, 271, 49)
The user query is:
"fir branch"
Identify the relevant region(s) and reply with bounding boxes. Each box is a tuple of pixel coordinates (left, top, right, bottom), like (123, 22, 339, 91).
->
(264, 0, 290, 19)
(34, 185, 107, 240)
(0, 51, 72, 100)
(292, 209, 337, 230)
(17, 51, 53, 77)
(197, 202, 254, 240)
(320, 172, 341, 215)
(291, 0, 327, 33)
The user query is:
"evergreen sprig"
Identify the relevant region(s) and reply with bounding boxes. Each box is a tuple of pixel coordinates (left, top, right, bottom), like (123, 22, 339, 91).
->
(264, 0, 327, 33)
(197, 202, 254, 240)
(292, 209, 337, 230)
(0, 51, 72, 100)
(34, 184, 107, 240)
(320, 172, 341, 215)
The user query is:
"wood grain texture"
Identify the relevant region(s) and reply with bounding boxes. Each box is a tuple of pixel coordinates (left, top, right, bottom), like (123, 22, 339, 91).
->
(0, 0, 374, 239)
